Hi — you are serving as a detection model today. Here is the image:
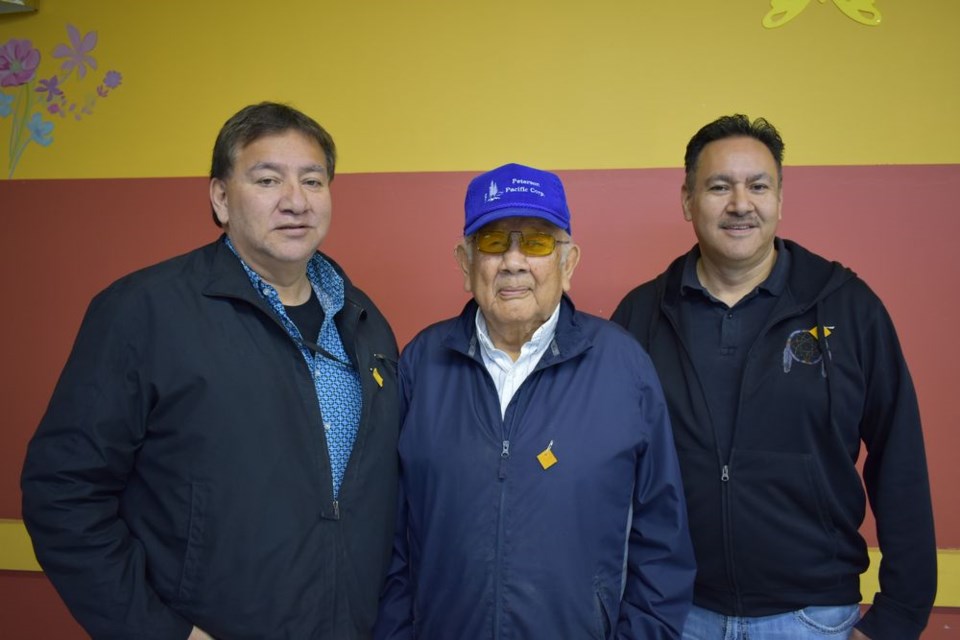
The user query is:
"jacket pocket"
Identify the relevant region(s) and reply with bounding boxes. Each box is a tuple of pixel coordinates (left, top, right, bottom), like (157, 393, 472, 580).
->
(594, 582, 613, 639)
(372, 352, 397, 381)
(729, 450, 839, 593)
(177, 481, 209, 601)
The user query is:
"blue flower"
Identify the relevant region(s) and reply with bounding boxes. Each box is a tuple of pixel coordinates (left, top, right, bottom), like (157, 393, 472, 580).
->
(0, 92, 13, 117)
(27, 112, 54, 146)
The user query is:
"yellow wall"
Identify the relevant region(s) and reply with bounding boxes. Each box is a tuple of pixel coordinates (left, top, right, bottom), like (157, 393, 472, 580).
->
(2, 0, 959, 179)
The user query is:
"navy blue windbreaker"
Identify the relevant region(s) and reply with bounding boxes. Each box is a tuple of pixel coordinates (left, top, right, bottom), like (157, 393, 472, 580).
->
(375, 296, 695, 639)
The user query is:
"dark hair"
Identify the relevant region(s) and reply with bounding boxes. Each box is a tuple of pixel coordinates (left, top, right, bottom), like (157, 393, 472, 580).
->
(209, 102, 337, 227)
(683, 114, 784, 191)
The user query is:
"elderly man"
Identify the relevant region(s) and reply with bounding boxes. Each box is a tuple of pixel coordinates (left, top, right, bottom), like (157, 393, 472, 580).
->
(375, 163, 695, 639)
(22, 102, 400, 639)
(612, 115, 937, 640)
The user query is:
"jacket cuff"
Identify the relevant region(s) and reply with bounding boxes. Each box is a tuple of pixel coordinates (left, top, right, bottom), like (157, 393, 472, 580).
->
(856, 595, 929, 640)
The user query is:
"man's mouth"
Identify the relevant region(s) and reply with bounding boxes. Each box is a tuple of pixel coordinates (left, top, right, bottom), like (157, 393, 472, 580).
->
(498, 285, 531, 298)
(720, 221, 757, 231)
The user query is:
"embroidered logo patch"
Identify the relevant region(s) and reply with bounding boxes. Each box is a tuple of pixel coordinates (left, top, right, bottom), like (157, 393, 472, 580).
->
(783, 325, 834, 375)
(484, 180, 502, 203)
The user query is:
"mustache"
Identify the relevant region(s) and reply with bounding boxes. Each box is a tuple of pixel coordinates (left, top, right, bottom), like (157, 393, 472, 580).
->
(719, 217, 760, 228)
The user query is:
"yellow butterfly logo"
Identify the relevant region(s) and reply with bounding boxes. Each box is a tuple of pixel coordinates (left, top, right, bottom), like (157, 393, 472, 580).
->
(763, 0, 882, 28)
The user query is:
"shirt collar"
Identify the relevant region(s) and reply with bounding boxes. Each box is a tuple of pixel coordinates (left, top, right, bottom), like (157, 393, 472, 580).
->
(681, 237, 789, 298)
(475, 301, 561, 363)
(223, 236, 345, 318)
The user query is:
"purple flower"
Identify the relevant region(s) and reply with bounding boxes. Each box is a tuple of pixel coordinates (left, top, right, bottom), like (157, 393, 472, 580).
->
(47, 103, 61, 115)
(103, 70, 121, 89)
(52, 24, 97, 80)
(27, 112, 54, 146)
(0, 38, 41, 87)
(35, 75, 64, 102)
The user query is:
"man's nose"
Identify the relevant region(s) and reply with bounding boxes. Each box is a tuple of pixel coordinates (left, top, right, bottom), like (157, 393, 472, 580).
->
(727, 184, 753, 214)
(280, 181, 309, 213)
(500, 233, 529, 270)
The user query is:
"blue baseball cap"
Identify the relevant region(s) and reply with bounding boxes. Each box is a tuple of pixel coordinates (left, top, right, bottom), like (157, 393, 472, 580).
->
(463, 163, 572, 236)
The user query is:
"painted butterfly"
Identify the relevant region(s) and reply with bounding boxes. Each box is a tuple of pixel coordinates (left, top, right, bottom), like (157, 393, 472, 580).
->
(763, 0, 882, 28)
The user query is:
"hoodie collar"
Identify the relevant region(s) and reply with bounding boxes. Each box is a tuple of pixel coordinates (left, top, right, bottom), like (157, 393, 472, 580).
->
(663, 238, 855, 313)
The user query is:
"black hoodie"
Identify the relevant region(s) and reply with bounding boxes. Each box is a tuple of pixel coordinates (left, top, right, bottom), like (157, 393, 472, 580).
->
(611, 239, 936, 640)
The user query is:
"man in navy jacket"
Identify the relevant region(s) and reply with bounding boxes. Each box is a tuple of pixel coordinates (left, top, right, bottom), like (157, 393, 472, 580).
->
(611, 115, 937, 640)
(21, 102, 400, 639)
(375, 163, 695, 639)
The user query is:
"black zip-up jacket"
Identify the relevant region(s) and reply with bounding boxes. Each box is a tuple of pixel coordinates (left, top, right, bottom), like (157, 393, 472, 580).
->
(611, 239, 936, 640)
(21, 238, 400, 639)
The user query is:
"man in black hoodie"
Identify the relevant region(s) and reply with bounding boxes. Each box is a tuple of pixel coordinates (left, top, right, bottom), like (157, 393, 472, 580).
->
(611, 114, 936, 640)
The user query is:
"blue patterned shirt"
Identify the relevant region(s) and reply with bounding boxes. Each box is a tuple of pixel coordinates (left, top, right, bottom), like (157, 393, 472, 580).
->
(225, 238, 362, 499)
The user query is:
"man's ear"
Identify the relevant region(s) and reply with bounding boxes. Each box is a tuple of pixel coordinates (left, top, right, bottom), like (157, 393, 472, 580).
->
(560, 244, 581, 292)
(681, 184, 693, 222)
(210, 178, 230, 226)
(455, 243, 473, 293)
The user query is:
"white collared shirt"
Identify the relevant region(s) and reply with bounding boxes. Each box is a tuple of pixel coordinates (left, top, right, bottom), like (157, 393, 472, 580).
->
(475, 303, 561, 418)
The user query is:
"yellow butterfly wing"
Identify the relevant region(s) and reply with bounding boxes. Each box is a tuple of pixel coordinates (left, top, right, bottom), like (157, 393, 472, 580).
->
(832, 0, 882, 26)
(762, 0, 813, 28)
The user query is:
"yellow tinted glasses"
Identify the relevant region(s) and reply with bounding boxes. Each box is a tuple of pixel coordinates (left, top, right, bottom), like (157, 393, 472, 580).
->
(474, 229, 569, 257)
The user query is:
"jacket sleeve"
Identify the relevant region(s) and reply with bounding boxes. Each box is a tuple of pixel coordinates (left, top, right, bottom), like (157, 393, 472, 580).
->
(853, 298, 937, 640)
(616, 357, 696, 639)
(20, 289, 193, 640)
(610, 290, 644, 346)
(373, 347, 416, 639)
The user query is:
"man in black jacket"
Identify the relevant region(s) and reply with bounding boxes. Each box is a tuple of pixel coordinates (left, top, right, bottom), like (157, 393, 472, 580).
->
(611, 114, 936, 640)
(21, 102, 400, 639)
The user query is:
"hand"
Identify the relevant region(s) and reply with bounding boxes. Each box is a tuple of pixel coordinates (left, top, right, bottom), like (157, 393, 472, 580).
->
(849, 629, 871, 640)
(188, 627, 214, 640)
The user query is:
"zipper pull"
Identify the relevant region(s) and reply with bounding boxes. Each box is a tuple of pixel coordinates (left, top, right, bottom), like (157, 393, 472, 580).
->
(498, 440, 510, 479)
(721, 465, 730, 482)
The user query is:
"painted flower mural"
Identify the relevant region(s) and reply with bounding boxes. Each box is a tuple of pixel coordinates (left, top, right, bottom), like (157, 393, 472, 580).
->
(52, 24, 98, 81)
(0, 24, 123, 178)
(0, 39, 40, 87)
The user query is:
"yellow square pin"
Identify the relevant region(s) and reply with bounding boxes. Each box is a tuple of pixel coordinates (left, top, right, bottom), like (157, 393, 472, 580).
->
(537, 440, 557, 470)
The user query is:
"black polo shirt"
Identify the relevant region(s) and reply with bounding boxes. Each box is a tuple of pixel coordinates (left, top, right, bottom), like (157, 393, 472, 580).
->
(678, 238, 790, 456)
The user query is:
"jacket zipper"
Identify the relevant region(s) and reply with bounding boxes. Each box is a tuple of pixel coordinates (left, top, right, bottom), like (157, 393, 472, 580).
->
(480, 335, 563, 638)
(493, 372, 520, 640)
(494, 435, 511, 639)
(323, 297, 371, 518)
(498, 440, 510, 479)
(660, 288, 815, 614)
(658, 302, 743, 607)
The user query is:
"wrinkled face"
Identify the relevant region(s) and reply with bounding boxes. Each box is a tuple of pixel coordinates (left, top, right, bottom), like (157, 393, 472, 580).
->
(210, 130, 332, 281)
(682, 136, 782, 270)
(457, 217, 579, 342)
